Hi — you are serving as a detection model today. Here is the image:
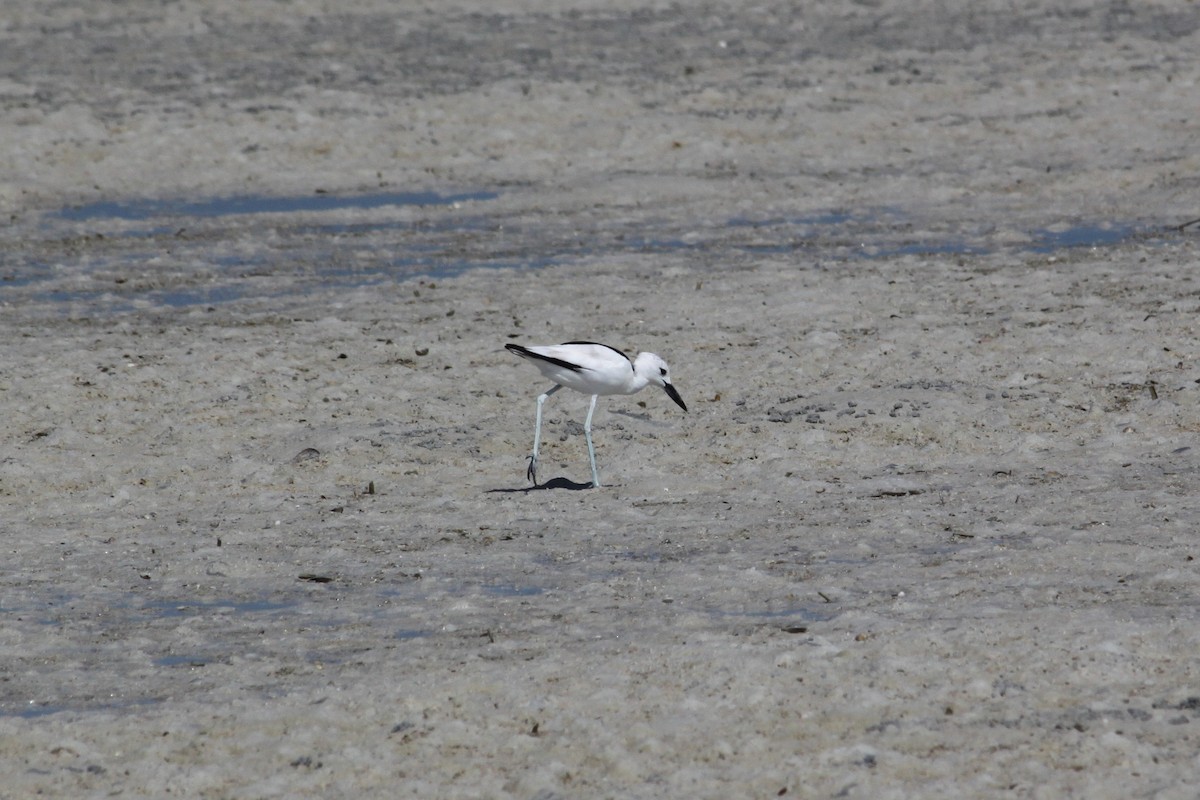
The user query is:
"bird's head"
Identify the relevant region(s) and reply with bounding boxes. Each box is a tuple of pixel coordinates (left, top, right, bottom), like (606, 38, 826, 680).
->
(635, 352, 687, 412)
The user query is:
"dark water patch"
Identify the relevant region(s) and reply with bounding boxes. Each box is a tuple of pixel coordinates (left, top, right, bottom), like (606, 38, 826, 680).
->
(724, 215, 1154, 260)
(1028, 223, 1142, 253)
(726, 211, 857, 229)
(395, 629, 431, 640)
(5, 696, 161, 720)
(155, 654, 211, 668)
(157, 284, 249, 307)
(57, 189, 499, 222)
(21, 193, 1174, 315)
(482, 584, 544, 597)
(8, 702, 75, 719)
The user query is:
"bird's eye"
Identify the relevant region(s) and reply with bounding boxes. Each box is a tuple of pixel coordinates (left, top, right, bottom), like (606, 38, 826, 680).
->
(659, 367, 667, 376)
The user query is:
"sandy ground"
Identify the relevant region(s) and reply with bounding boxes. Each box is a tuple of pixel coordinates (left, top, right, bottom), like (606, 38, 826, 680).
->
(2, 1, 1200, 797)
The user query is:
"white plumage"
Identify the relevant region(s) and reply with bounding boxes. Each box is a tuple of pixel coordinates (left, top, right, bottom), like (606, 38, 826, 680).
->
(506, 341, 687, 488)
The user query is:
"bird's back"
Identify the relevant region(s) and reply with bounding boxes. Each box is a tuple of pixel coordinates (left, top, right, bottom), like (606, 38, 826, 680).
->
(507, 342, 639, 395)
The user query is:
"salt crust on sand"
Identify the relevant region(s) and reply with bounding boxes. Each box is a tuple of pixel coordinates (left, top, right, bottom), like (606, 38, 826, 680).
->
(2, 1, 1200, 797)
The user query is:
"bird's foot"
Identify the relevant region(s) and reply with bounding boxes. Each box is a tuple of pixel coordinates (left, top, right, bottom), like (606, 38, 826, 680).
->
(526, 453, 539, 486)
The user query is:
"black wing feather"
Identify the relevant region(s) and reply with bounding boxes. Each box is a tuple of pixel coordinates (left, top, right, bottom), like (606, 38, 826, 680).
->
(505, 343, 585, 373)
(561, 341, 632, 370)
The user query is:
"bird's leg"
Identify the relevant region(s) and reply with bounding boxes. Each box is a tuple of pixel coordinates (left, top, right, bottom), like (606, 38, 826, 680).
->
(528, 385, 560, 485)
(584, 393, 600, 488)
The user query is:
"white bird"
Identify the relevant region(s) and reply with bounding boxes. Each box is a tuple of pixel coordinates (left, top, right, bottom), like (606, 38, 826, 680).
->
(505, 341, 687, 488)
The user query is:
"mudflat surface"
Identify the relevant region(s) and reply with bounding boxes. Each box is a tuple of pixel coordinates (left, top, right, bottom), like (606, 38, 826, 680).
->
(2, 1, 1200, 797)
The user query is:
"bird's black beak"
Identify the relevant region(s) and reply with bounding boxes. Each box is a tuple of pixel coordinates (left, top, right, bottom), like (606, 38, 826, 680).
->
(663, 382, 687, 412)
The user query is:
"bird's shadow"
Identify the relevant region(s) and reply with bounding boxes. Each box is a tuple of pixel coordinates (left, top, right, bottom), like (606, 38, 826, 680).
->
(487, 476, 595, 493)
